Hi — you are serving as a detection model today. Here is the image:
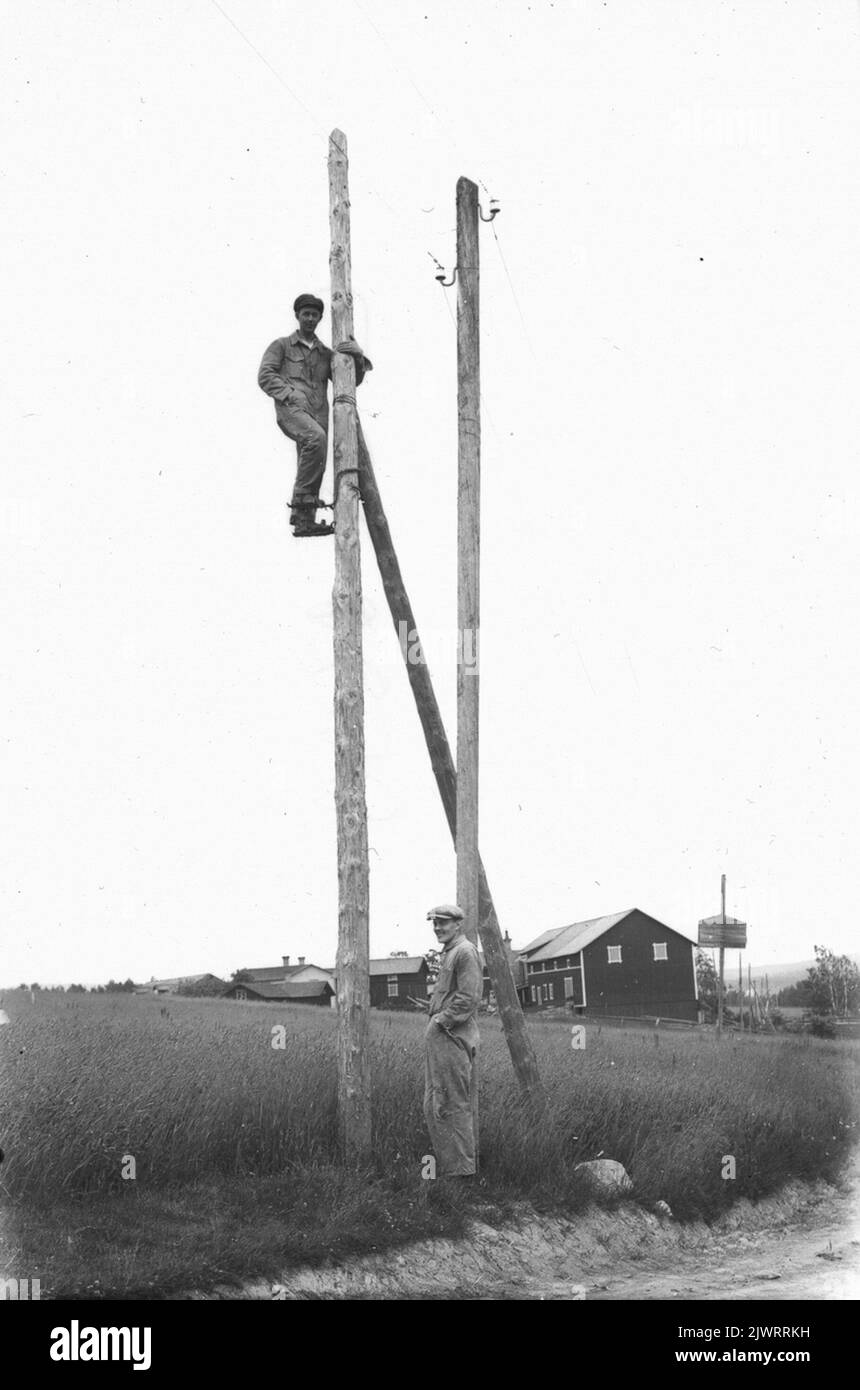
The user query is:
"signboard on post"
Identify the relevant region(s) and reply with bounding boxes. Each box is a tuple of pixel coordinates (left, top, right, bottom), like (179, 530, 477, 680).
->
(698, 915, 747, 949)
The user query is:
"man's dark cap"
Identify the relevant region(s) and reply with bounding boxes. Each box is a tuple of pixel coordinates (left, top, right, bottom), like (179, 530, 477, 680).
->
(294, 293, 324, 316)
(427, 904, 465, 922)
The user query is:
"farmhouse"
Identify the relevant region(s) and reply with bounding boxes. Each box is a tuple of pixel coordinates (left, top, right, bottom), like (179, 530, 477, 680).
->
(519, 908, 698, 1021)
(230, 956, 335, 989)
(223, 979, 334, 1006)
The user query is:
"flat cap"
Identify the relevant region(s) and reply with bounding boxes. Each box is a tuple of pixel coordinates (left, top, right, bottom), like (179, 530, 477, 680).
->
(427, 903, 465, 922)
(293, 293, 324, 315)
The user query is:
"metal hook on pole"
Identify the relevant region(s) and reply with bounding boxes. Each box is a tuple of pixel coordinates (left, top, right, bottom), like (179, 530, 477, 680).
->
(479, 199, 500, 222)
(435, 266, 458, 287)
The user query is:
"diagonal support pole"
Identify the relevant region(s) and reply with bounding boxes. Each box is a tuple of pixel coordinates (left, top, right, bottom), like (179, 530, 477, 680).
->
(357, 421, 545, 1110)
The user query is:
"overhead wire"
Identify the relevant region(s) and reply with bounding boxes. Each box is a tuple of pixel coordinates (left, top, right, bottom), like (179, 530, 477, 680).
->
(489, 221, 535, 351)
(349, 0, 496, 200)
(208, 0, 528, 439)
(207, 0, 457, 279)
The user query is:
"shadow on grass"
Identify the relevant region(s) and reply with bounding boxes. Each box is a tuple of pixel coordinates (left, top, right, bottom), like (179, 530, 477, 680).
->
(1, 1164, 487, 1300)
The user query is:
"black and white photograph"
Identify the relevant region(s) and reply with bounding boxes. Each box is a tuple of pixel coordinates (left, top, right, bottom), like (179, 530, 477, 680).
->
(1, 0, 858, 1346)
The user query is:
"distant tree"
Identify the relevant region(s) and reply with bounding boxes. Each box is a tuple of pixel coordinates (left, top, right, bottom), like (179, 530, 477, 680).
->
(695, 949, 718, 1015)
(424, 948, 441, 986)
(67, 984, 87, 994)
(29, 982, 41, 992)
(231, 969, 252, 984)
(806, 946, 860, 1018)
(778, 978, 815, 1008)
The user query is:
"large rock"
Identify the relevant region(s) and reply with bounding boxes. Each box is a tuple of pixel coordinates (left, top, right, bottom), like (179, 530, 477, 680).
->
(573, 1159, 634, 1198)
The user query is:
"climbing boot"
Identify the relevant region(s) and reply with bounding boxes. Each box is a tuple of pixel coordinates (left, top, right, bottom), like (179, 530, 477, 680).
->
(294, 517, 334, 538)
(292, 504, 333, 538)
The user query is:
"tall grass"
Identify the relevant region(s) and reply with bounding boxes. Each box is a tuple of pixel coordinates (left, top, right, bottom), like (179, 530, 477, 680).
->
(1, 992, 856, 1221)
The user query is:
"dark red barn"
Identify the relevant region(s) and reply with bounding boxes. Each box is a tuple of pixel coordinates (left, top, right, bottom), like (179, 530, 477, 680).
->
(519, 908, 698, 1022)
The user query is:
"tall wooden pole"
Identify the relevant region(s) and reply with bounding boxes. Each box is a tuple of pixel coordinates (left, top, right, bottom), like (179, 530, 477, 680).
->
(329, 129, 371, 1162)
(739, 951, 743, 1033)
(456, 177, 481, 947)
(357, 423, 545, 1109)
(717, 872, 726, 1037)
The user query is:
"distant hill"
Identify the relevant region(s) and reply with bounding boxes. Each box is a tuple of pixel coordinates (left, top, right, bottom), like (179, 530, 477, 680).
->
(749, 957, 860, 993)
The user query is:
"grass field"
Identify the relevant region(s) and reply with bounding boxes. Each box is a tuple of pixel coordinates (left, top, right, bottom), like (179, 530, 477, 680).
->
(1, 991, 857, 1297)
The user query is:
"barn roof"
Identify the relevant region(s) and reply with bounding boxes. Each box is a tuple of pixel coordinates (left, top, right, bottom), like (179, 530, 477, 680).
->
(149, 973, 223, 989)
(522, 909, 697, 961)
(369, 957, 426, 976)
(228, 980, 332, 999)
(239, 965, 306, 982)
(521, 910, 637, 961)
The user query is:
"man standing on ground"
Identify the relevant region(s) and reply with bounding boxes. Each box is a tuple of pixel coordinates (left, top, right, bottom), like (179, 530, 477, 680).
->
(258, 294, 372, 537)
(424, 904, 482, 1177)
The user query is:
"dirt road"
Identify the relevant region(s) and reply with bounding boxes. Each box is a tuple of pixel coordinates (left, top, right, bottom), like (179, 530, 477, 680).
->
(193, 1159, 859, 1301)
(586, 1193, 859, 1301)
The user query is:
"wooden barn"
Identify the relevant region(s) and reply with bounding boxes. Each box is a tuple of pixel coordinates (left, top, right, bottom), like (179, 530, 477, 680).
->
(223, 979, 334, 1006)
(368, 957, 429, 1009)
(519, 908, 698, 1021)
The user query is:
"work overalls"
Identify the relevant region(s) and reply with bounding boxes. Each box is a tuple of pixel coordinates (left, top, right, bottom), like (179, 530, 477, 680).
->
(424, 934, 482, 1176)
(257, 333, 371, 510)
(258, 333, 333, 509)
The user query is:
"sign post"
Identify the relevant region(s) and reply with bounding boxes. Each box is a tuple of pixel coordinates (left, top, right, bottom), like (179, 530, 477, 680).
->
(698, 874, 747, 1037)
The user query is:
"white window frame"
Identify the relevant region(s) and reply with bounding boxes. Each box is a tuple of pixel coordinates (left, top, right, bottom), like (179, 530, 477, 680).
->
(547, 982, 554, 1001)
(653, 942, 668, 962)
(387, 975, 398, 998)
(607, 945, 622, 964)
(564, 975, 574, 999)
(530, 985, 537, 1003)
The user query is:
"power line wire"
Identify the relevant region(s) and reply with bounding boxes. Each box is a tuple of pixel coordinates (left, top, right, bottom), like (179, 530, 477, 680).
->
(490, 221, 535, 349)
(208, 0, 535, 409)
(349, 0, 495, 200)
(207, 0, 451, 272)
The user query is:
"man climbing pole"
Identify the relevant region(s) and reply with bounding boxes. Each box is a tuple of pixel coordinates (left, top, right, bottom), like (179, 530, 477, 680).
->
(423, 903, 482, 1178)
(258, 293, 372, 537)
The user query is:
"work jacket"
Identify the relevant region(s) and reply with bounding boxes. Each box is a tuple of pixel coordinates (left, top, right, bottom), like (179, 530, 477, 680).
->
(258, 332, 371, 429)
(428, 933, 482, 1047)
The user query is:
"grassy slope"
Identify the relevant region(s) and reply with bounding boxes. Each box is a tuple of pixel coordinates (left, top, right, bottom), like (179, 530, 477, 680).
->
(0, 993, 857, 1297)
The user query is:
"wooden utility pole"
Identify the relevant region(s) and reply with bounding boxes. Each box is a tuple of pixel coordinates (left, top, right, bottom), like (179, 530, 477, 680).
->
(329, 129, 371, 1162)
(357, 423, 545, 1110)
(739, 951, 744, 1033)
(456, 176, 481, 948)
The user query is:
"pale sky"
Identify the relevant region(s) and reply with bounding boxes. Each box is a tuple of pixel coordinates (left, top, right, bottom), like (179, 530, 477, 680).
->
(2, 1, 858, 986)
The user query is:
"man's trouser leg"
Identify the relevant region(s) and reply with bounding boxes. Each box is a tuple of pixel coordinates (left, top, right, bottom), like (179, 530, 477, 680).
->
(423, 1025, 478, 1176)
(277, 409, 328, 516)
